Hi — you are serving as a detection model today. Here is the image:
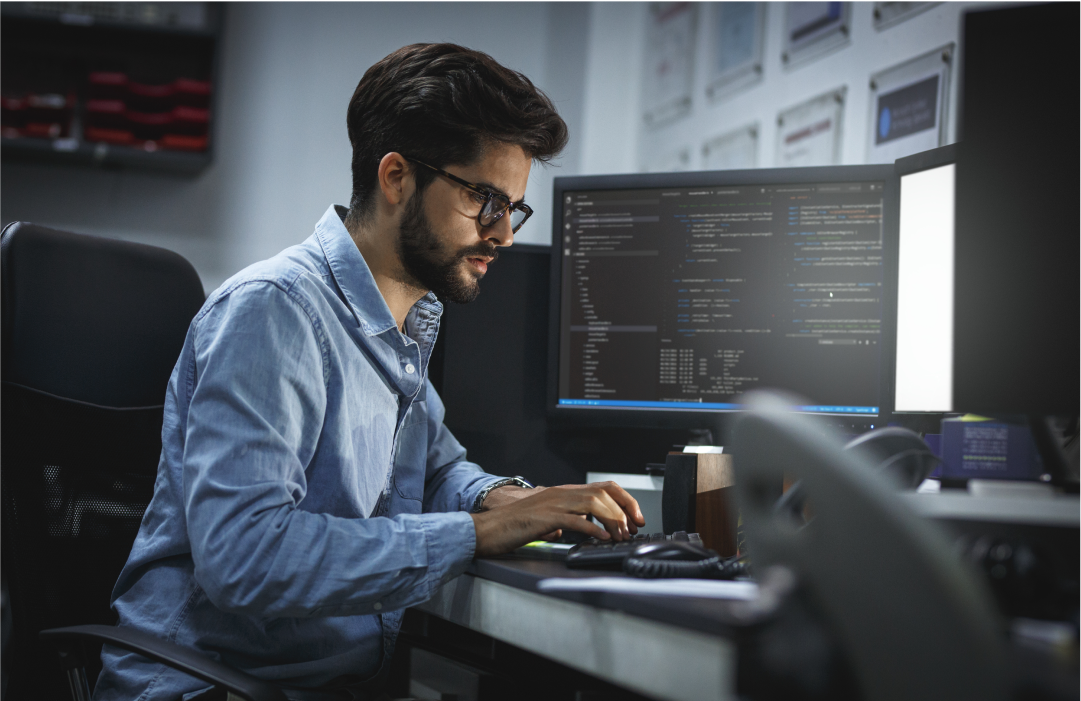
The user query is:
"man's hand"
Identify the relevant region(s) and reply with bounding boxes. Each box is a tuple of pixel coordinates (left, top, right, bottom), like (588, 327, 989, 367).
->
(470, 482, 645, 557)
(478, 485, 560, 542)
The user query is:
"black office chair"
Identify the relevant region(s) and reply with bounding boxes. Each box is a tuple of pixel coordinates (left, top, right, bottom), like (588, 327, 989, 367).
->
(0, 222, 285, 701)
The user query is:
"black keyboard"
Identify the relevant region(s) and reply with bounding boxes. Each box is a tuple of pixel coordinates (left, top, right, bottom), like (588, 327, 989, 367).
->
(566, 531, 703, 569)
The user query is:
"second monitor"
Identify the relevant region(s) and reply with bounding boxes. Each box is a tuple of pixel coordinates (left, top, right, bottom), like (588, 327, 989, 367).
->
(548, 166, 896, 429)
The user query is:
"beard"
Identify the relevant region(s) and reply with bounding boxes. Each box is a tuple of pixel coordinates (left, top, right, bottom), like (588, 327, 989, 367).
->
(396, 190, 498, 304)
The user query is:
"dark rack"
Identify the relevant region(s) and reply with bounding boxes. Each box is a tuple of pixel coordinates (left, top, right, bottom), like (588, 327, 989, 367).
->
(0, 2, 223, 175)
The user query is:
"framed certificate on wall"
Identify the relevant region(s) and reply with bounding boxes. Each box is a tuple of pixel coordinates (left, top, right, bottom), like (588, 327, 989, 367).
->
(706, 3, 766, 102)
(873, 2, 939, 31)
(702, 124, 758, 171)
(782, 2, 851, 68)
(642, 2, 698, 127)
(776, 88, 846, 167)
(866, 45, 953, 163)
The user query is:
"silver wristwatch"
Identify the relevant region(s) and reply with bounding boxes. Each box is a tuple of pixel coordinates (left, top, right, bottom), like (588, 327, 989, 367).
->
(471, 475, 534, 513)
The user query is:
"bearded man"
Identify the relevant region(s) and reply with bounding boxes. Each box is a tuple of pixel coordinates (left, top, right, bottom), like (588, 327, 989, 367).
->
(93, 43, 643, 701)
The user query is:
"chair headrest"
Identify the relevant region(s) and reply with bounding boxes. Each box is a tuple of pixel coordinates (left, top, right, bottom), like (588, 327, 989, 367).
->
(2, 222, 206, 408)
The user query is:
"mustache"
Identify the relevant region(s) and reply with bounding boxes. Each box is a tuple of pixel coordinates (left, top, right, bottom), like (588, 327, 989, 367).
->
(457, 242, 500, 263)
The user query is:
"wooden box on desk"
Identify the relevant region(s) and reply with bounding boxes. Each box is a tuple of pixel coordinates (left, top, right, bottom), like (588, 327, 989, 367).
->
(661, 452, 737, 557)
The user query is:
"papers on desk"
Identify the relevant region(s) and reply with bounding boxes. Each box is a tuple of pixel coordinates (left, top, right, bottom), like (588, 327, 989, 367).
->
(682, 445, 725, 454)
(513, 541, 574, 560)
(537, 577, 758, 601)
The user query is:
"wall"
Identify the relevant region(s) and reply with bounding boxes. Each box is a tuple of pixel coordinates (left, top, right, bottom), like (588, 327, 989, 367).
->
(579, 2, 988, 176)
(0, 2, 992, 292)
(0, 2, 591, 293)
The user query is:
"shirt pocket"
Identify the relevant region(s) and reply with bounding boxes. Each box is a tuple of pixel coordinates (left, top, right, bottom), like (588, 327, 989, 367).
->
(392, 400, 427, 503)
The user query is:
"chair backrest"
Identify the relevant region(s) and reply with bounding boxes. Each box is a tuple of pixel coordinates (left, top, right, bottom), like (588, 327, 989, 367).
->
(0, 222, 205, 700)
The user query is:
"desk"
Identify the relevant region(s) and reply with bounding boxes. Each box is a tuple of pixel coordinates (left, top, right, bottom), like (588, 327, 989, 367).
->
(899, 490, 1080, 527)
(409, 493, 1080, 700)
(413, 558, 743, 701)
(902, 490, 1080, 620)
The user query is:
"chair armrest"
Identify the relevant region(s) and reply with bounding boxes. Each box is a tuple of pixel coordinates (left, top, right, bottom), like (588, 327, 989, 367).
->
(39, 624, 288, 701)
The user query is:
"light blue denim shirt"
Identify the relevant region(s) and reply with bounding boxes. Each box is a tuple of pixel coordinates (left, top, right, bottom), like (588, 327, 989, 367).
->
(94, 205, 504, 701)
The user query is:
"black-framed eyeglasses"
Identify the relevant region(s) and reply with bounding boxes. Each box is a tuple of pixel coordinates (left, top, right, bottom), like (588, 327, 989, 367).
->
(405, 157, 533, 234)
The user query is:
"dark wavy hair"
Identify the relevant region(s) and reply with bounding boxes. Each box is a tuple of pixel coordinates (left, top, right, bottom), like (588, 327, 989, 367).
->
(345, 43, 569, 225)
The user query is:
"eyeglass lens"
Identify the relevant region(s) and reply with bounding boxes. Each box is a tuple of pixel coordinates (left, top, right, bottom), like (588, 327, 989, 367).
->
(479, 196, 529, 231)
(508, 207, 529, 231)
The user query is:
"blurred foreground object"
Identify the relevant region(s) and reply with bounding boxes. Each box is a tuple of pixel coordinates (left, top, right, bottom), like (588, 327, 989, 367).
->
(730, 390, 1008, 701)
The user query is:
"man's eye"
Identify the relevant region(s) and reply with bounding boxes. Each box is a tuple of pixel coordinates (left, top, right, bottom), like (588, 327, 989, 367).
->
(469, 191, 487, 205)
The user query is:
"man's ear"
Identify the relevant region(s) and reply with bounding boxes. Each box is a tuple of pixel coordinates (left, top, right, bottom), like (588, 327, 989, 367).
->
(377, 152, 412, 208)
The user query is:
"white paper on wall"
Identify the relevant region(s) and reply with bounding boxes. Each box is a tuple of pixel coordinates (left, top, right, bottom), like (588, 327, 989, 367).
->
(782, 2, 850, 68)
(775, 88, 846, 167)
(642, 2, 697, 127)
(702, 124, 758, 170)
(707, 3, 766, 101)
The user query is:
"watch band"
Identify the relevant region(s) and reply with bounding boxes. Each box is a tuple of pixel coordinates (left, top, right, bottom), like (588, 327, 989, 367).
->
(471, 475, 534, 513)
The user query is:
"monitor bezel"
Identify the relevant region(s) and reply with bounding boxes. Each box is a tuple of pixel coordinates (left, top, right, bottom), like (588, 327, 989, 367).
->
(546, 164, 898, 432)
(886, 143, 958, 423)
(894, 143, 957, 179)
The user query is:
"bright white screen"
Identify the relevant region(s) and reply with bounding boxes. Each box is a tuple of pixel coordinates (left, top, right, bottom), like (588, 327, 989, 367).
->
(895, 163, 955, 412)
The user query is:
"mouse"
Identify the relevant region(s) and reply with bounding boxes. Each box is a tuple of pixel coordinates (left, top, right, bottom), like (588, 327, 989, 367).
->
(631, 540, 714, 561)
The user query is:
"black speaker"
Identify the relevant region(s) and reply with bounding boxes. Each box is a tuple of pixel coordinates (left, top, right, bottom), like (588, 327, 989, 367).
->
(661, 452, 698, 534)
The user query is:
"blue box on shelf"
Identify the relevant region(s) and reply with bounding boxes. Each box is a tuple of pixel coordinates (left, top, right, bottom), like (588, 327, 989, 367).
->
(940, 417, 1045, 482)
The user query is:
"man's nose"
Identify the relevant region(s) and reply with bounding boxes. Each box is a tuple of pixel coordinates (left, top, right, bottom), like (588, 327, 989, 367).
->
(484, 215, 514, 247)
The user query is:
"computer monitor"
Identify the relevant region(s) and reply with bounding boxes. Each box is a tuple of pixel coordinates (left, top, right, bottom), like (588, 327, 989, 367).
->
(435, 244, 727, 482)
(892, 144, 956, 414)
(953, 3, 1079, 417)
(547, 166, 897, 432)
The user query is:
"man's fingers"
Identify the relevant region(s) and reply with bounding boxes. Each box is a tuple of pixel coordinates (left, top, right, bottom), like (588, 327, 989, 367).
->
(589, 513, 627, 541)
(597, 481, 646, 527)
(541, 529, 562, 541)
(557, 514, 610, 541)
(590, 490, 636, 539)
(529, 483, 640, 541)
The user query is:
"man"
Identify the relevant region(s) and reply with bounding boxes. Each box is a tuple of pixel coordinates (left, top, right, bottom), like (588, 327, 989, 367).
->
(94, 43, 644, 701)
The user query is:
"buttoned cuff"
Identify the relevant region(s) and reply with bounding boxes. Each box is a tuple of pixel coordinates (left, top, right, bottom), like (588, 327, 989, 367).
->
(421, 510, 477, 594)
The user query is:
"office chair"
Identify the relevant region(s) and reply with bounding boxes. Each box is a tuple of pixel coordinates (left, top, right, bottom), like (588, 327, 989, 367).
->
(729, 390, 1009, 701)
(0, 222, 285, 701)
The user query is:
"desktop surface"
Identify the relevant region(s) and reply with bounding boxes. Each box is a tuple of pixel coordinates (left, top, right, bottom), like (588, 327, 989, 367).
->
(465, 555, 751, 637)
(410, 550, 1078, 701)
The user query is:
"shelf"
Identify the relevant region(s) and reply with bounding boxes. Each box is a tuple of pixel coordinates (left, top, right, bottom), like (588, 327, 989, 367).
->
(1, 3, 222, 175)
(0, 2, 221, 37)
(1, 136, 210, 175)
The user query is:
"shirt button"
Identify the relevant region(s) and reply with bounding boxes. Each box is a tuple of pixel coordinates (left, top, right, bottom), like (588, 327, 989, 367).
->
(373, 602, 383, 611)
(404, 363, 415, 374)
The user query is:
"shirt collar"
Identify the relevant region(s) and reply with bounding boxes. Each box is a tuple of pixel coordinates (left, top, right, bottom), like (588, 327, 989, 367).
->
(315, 204, 398, 336)
(315, 204, 443, 338)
